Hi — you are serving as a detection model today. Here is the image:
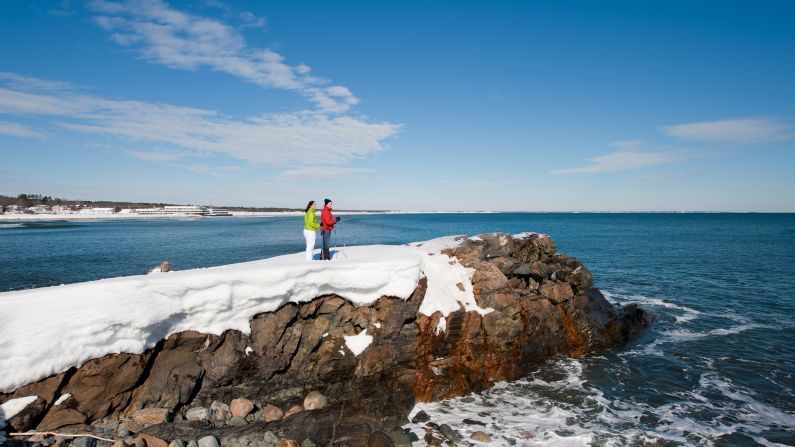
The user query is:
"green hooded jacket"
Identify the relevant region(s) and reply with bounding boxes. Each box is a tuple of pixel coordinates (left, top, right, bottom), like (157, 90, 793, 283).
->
(304, 208, 320, 231)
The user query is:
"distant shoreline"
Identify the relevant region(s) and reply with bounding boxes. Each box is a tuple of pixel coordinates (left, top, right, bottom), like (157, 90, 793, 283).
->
(0, 210, 791, 222)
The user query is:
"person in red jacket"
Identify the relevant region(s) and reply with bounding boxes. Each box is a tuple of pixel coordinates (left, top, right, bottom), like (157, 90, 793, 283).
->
(320, 198, 340, 260)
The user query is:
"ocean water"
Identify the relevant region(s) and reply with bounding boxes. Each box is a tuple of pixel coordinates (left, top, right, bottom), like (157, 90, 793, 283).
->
(2, 213, 794, 445)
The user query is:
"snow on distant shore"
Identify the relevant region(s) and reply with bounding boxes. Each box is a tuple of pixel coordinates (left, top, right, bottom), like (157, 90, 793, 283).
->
(0, 210, 501, 222)
(0, 211, 370, 221)
(0, 236, 487, 392)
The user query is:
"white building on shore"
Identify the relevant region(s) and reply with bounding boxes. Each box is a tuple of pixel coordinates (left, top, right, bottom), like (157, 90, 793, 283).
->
(133, 205, 209, 216)
(78, 207, 115, 214)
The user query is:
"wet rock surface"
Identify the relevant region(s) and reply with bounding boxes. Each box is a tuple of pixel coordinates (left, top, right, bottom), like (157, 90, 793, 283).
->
(2, 232, 648, 446)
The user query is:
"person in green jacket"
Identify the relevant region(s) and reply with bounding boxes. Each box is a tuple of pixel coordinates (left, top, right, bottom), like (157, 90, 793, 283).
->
(303, 200, 321, 261)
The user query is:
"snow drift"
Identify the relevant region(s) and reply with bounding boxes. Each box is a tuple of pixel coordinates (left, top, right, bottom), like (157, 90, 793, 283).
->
(0, 236, 488, 393)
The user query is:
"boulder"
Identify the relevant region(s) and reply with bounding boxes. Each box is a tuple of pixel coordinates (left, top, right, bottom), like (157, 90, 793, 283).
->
(185, 407, 211, 423)
(302, 392, 327, 411)
(488, 256, 519, 275)
(471, 262, 511, 297)
(230, 398, 254, 418)
(538, 281, 574, 304)
(131, 408, 171, 426)
(261, 404, 284, 422)
(513, 233, 556, 262)
(196, 437, 219, 447)
(478, 233, 515, 258)
(438, 424, 460, 443)
(5, 397, 47, 432)
(37, 352, 151, 429)
(470, 431, 492, 443)
(410, 410, 430, 423)
(555, 266, 594, 293)
(137, 434, 168, 447)
(210, 401, 231, 422)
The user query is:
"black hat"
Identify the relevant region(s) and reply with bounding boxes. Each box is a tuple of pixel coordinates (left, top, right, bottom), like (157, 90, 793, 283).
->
(324, 198, 332, 205)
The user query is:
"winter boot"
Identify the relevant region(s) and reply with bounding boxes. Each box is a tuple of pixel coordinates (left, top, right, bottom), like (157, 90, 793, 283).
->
(322, 248, 331, 260)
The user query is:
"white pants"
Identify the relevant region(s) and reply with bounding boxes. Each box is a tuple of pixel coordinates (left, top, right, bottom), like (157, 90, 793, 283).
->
(303, 229, 316, 261)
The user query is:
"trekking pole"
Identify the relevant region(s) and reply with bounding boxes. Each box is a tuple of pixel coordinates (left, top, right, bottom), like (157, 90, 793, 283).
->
(335, 223, 348, 260)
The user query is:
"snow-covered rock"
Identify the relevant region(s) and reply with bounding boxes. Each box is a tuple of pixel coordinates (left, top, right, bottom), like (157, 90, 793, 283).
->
(0, 237, 477, 393)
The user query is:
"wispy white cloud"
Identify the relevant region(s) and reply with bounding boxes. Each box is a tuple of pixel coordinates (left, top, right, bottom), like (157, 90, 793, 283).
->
(280, 166, 375, 180)
(0, 74, 400, 166)
(551, 146, 682, 175)
(662, 117, 793, 144)
(0, 72, 75, 92)
(239, 11, 266, 29)
(86, 0, 358, 113)
(0, 120, 48, 139)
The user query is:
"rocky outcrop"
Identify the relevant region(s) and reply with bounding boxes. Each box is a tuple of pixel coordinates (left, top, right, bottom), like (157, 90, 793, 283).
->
(1, 233, 647, 446)
(414, 233, 646, 401)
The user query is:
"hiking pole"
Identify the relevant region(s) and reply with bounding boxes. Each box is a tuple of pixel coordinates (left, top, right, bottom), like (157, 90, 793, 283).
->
(334, 223, 348, 260)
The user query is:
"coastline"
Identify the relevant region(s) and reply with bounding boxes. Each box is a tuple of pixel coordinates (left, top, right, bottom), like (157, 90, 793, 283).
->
(2, 210, 788, 222)
(0, 210, 500, 222)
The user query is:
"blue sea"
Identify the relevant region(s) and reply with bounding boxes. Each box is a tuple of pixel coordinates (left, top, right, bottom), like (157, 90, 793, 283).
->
(2, 213, 794, 446)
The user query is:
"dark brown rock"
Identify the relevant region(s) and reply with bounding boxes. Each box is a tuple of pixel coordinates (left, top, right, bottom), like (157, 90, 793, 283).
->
(488, 256, 519, 275)
(538, 280, 575, 304)
(477, 233, 515, 258)
(128, 347, 203, 413)
(4, 397, 47, 432)
(38, 352, 151, 430)
(138, 434, 168, 447)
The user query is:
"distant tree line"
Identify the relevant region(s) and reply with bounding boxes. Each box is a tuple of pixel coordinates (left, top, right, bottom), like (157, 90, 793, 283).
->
(0, 194, 303, 212)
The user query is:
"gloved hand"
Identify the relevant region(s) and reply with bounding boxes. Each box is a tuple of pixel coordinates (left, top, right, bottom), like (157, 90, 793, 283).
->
(336, 216, 341, 222)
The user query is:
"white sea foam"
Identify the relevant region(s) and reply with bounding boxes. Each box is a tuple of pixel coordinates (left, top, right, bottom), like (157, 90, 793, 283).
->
(404, 356, 794, 446)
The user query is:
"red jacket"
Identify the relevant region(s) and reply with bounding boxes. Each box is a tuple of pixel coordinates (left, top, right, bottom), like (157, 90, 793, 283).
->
(320, 206, 336, 231)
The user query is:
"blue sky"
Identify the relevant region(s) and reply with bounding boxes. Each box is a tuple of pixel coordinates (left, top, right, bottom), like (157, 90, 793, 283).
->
(0, 0, 793, 211)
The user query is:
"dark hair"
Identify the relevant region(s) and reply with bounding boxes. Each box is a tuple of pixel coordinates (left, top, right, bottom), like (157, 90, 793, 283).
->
(305, 201, 315, 212)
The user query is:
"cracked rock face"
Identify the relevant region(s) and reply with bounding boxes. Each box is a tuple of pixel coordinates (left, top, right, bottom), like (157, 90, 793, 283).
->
(1, 233, 648, 446)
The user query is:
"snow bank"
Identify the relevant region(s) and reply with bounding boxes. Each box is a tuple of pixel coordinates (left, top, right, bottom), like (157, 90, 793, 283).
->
(0, 236, 483, 392)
